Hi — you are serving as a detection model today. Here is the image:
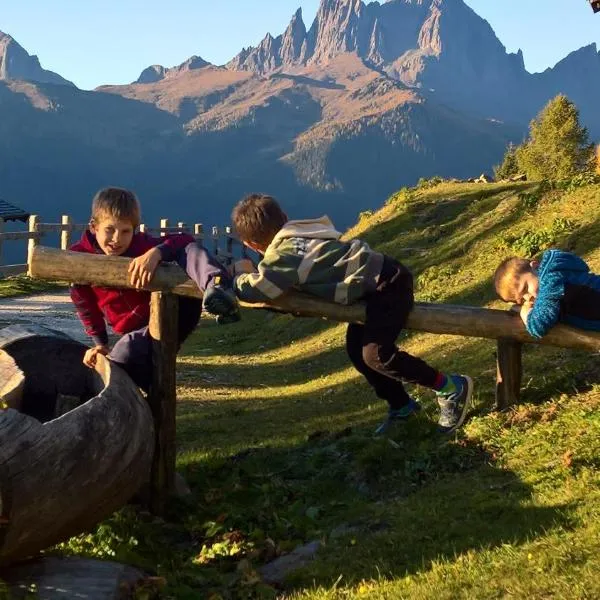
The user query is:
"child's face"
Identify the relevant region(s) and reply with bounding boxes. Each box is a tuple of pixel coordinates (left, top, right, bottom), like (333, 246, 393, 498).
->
(90, 215, 135, 256)
(510, 270, 539, 306)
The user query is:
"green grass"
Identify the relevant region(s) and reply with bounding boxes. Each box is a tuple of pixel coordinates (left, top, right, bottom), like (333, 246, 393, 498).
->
(0, 274, 64, 298)
(54, 180, 600, 599)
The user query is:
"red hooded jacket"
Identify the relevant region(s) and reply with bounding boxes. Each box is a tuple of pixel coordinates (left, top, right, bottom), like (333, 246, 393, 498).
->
(70, 229, 195, 346)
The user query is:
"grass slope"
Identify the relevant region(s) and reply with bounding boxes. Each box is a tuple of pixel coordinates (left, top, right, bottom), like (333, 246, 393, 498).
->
(56, 180, 600, 599)
(0, 274, 63, 298)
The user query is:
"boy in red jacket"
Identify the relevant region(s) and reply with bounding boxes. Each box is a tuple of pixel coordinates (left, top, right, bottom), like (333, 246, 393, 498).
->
(70, 187, 239, 390)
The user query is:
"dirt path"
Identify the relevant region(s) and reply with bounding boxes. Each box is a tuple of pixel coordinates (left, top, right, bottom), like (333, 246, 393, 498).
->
(0, 291, 89, 345)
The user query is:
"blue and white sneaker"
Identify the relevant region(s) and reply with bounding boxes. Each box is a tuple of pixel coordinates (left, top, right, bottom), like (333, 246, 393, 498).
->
(374, 398, 422, 435)
(436, 375, 473, 433)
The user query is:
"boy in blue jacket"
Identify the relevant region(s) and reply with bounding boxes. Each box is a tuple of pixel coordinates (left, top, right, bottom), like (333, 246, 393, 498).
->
(494, 249, 600, 338)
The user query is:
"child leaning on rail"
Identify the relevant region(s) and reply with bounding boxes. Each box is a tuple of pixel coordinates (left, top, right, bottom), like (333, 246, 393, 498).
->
(494, 249, 600, 338)
(229, 193, 474, 434)
(69, 187, 240, 391)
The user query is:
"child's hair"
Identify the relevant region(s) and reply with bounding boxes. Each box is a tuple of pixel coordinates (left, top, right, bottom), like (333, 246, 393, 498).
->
(90, 187, 141, 228)
(493, 257, 532, 301)
(231, 194, 287, 246)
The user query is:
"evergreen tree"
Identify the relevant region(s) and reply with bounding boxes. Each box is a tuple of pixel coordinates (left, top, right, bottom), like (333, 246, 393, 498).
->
(516, 95, 595, 181)
(494, 142, 520, 180)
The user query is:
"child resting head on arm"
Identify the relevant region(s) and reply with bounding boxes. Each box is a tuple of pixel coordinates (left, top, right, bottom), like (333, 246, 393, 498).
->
(494, 250, 600, 338)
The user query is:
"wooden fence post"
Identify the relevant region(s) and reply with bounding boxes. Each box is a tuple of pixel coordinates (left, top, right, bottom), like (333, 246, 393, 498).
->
(60, 215, 72, 250)
(147, 291, 179, 514)
(225, 226, 234, 265)
(160, 218, 169, 237)
(0, 217, 4, 274)
(212, 226, 219, 257)
(496, 338, 522, 410)
(194, 224, 203, 247)
(27, 215, 40, 266)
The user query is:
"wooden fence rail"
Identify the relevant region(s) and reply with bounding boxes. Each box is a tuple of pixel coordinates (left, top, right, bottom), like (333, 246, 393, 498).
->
(0, 215, 246, 279)
(28, 245, 600, 511)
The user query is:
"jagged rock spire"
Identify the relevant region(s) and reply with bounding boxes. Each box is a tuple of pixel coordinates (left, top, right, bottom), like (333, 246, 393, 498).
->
(280, 7, 307, 64)
(0, 30, 74, 86)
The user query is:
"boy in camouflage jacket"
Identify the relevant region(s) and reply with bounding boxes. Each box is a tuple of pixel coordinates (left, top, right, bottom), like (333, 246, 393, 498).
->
(231, 193, 474, 434)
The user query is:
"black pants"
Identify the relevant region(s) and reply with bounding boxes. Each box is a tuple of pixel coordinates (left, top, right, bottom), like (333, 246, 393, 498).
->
(109, 243, 229, 391)
(346, 257, 440, 410)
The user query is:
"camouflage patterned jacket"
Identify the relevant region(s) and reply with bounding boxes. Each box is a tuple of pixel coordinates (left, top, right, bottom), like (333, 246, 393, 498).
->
(234, 216, 384, 305)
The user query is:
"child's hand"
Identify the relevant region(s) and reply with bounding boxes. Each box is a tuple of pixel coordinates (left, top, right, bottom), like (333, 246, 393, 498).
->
(233, 259, 257, 276)
(83, 345, 110, 368)
(129, 248, 161, 289)
(519, 303, 533, 326)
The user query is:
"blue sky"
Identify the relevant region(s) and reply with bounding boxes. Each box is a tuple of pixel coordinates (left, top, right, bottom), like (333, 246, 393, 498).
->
(2, 0, 598, 90)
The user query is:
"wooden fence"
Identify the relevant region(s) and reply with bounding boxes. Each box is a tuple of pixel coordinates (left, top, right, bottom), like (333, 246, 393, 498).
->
(0, 215, 245, 278)
(28, 247, 600, 513)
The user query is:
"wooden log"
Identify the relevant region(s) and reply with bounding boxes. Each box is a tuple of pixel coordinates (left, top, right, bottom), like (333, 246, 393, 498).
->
(0, 327, 154, 565)
(495, 338, 523, 410)
(26, 215, 40, 267)
(61, 215, 72, 250)
(147, 292, 179, 515)
(28, 246, 600, 352)
(29, 246, 198, 297)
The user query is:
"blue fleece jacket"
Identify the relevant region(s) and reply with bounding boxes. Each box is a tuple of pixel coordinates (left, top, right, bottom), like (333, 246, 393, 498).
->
(526, 249, 600, 338)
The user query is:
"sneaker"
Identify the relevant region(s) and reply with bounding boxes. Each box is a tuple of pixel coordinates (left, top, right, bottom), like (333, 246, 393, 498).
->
(202, 278, 240, 324)
(374, 398, 421, 435)
(436, 375, 473, 433)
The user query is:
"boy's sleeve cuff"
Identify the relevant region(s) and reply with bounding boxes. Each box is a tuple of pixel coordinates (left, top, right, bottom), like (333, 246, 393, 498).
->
(154, 243, 172, 262)
(92, 333, 109, 347)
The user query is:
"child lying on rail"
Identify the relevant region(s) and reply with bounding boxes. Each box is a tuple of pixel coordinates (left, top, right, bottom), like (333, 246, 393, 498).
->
(69, 187, 240, 391)
(494, 249, 600, 338)
(229, 193, 474, 434)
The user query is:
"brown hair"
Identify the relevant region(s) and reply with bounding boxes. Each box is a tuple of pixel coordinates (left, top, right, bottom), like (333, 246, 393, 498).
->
(231, 194, 287, 247)
(90, 187, 141, 227)
(493, 257, 532, 301)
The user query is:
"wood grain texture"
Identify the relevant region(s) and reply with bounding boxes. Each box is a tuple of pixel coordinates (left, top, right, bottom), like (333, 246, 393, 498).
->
(0, 330, 154, 566)
(29, 246, 600, 351)
(495, 338, 523, 410)
(147, 293, 179, 515)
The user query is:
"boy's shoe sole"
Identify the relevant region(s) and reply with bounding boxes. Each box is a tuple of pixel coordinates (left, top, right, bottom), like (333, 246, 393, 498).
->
(203, 285, 239, 319)
(437, 375, 473, 434)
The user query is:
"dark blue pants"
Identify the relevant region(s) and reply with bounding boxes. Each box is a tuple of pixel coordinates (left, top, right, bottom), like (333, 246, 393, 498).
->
(109, 243, 229, 391)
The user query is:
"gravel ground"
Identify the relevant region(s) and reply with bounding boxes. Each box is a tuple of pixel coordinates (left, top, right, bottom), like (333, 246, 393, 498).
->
(0, 291, 90, 345)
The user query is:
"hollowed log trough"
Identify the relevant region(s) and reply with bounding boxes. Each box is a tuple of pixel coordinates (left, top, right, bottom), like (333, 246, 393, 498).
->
(0, 325, 154, 566)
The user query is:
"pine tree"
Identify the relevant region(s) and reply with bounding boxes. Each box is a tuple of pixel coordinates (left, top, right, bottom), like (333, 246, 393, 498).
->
(516, 95, 595, 181)
(494, 142, 520, 180)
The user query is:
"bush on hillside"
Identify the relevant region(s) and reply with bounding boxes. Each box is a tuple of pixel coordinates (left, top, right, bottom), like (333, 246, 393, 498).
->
(596, 145, 600, 175)
(516, 95, 595, 181)
(416, 176, 444, 189)
(494, 143, 520, 180)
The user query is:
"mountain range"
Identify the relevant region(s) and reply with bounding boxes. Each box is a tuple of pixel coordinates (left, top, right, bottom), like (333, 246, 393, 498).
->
(0, 0, 599, 239)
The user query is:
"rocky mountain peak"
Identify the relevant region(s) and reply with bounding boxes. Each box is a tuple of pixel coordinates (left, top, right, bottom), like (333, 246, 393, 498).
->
(0, 29, 74, 86)
(280, 7, 307, 64)
(135, 55, 211, 84)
